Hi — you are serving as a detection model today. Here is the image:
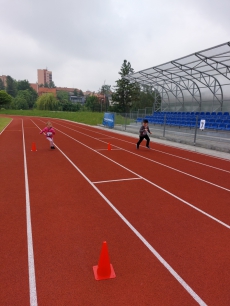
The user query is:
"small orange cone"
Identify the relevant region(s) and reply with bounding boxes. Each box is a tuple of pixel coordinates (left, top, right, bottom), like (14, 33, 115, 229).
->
(108, 143, 111, 150)
(31, 142, 37, 152)
(93, 241, 116, 280)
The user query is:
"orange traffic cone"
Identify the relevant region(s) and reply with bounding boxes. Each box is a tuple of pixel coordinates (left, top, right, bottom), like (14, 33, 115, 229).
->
(108, 143, 111, 151)
(31, 142, 37, 152)
(93, 241, 116, 280)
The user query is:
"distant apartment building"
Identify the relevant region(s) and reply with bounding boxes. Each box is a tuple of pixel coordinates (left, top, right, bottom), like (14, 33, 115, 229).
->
(0, 75, 7, 87)
(37, 69, 52, 86)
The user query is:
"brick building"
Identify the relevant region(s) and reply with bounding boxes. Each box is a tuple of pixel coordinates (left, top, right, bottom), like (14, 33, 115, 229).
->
(0, 75, 7, 87)
(37, 69, 52, 86)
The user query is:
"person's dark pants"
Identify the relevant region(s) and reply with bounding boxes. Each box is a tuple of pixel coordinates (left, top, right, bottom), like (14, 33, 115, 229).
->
(137, 135, 150, 147)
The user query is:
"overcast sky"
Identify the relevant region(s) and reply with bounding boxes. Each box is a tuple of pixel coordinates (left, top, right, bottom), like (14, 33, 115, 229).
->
(0, 0, 229, 92)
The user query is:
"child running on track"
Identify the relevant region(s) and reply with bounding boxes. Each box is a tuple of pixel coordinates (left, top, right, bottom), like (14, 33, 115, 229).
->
(136, 119, 152, 149)
(40, 121, 56, 149)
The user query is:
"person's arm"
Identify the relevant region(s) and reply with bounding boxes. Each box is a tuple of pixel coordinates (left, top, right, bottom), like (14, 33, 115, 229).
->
(40, 127, 46, 134)
(148, 127, 152, 134)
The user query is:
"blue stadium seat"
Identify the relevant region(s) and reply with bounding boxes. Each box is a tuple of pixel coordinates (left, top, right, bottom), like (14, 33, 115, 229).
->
(190, 121, 197, 128)
(205, 122, 213, 129)
(223, 112, 229, 116)
(179, 121, 186, 127)
(216, 123, 226, 130)
(184, 121, 191, 127)
(210, 123, 218, 130)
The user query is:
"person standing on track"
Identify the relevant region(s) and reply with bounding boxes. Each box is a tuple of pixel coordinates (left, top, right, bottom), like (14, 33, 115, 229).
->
(136, 119, 152, 149)
(40, 121, 56, 149)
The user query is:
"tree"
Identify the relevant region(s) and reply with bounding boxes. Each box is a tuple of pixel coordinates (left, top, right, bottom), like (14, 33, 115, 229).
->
(57, 91, 69, 103)
(36, 94, 59, 110)
(99, 84, 111, 112)
(12, 97, 29, 110)
(57, 91, 70, 110)
(73, 89, 78, 96)
(49, 81, 56, 88)
(85, 95, 100, 112)
(6, 76, 17, 97)
(0, 79, 5, 90)
(16, 81, 38, 108)
(0, 90, 12, 107)
(14, 90, 34, 109)
(17, 80, 31, 91)
(78, 90, 84, 96)
(99, 84, 111, 95)
(112, 60, 140, 113)
(131, 85, 155, 111)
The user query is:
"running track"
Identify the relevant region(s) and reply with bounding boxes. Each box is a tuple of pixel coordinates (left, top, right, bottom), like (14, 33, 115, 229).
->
(0, 116, 230, 306)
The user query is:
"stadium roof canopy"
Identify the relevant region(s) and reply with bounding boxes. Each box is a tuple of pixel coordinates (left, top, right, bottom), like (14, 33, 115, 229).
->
(125, 42, 230, 112)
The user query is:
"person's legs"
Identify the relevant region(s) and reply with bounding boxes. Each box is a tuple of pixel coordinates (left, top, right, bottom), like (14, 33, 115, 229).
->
(145, 135, 150, 147)
(136, 136, 144, 148)
(46, 137, 55, 148)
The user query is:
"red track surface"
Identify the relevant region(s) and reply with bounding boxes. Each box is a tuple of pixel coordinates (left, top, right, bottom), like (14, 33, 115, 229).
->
(0, 115, 230, 306)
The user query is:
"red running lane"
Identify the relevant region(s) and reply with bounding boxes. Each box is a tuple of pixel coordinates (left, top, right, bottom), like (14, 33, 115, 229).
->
(51, 119, 230, 191)
(49, 119, 230, 225)
(23, 117, 199, 305)
(0, 118, 30, 305)
(1, 116, 230, 305)
(33, 117, 230, 305)
(52, 118, 230, 171)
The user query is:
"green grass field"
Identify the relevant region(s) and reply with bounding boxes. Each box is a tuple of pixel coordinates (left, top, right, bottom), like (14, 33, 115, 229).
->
(0, 110, 104, 125)
(0, 110, 133, 130)
(0, 117, 12, 132)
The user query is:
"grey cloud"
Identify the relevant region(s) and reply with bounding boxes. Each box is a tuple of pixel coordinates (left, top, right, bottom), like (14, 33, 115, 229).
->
(0, 0, 229, 91)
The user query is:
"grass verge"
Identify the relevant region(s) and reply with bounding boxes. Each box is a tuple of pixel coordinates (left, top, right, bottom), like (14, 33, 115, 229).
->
(0, 117, 12, 132)
(0, 110, 104, 125)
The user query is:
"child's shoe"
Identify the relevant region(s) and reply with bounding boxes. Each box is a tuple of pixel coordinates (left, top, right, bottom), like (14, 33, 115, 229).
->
(136, 144, 139, 149)
(51, 146, 55, 149)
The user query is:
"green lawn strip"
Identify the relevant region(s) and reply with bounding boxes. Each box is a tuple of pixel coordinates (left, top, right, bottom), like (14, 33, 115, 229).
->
(0, 110, 133, 126)
(0, 117, 12, 132)
(0, 110, 104, 125)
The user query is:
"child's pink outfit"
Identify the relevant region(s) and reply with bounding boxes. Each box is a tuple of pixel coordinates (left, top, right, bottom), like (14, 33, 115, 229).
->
(40, 127, 56, 149)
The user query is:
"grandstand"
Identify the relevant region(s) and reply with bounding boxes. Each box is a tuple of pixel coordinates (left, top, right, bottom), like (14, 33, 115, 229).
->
(136, 111, 230, 131)
(124, 42, 230, 133)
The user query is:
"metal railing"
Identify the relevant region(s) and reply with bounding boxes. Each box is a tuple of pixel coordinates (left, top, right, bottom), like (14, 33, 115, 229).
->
(113, 112, 230, 153)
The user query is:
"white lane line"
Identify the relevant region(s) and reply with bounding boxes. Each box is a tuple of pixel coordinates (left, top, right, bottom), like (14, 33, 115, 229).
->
(46, 120, 230, 193)
(114, 146, 230, 193)
(96, 137, 114, 140)
(0, 118, 13, 135)
(93, 177, 142, 184)
(53, 142, 208, 306)
(96, 148, 121, 151)
(22, 120, 38, 306)
(151, 148, 230, 174)
(32, 121, 229, 230)
(55, 119, 230, 164)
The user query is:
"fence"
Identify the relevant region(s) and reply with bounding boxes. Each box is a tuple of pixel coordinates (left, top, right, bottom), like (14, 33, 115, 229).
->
(112, 112, 230, 153)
